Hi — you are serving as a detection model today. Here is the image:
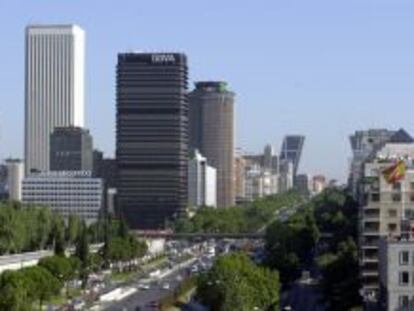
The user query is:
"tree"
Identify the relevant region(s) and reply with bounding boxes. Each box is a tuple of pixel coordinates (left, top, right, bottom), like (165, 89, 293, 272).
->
(38, 255, 73, 297)
(117, 217, 129, 239)
(0, 270, 31, 311)
(75, 222, 89, 289)
(0, 266, 61, 311)
(22, 266, 61, 309)
(52, 214, 66, 256)
(89, 253, 104, 273)
(197, 253, 279, 311)
(317, 237, 361, 310)
(32, 207, 53, 250)
(265, 220, 301, 283)
(66, 214, 81, 246)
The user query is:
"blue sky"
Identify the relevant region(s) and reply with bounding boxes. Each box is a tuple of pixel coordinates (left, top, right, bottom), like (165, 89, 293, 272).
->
(1, 0, 414, 181)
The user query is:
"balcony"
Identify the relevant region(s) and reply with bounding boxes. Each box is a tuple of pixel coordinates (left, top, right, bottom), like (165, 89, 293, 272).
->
(363, 215, 380, 222)
(363, 203, 381, 210)
(361, 242, 378, 249)
(361, 270, 379, 277)
(362, 256, 378, 263)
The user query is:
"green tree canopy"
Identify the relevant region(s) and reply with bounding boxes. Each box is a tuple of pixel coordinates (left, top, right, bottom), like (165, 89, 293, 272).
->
(197, 253, 280, 311)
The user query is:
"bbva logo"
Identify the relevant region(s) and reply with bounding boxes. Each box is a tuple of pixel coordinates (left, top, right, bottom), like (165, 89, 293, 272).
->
(151, 54, 176, 63)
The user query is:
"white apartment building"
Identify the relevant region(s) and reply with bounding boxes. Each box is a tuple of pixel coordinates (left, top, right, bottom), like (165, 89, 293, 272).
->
(188, 150, 217, 208)
(379, 235, 414, 310)
(244, 164, 279, 201)
(360, 143, 414, 299)
(22, 171, 103, 223)
(25, 25, 85, 175)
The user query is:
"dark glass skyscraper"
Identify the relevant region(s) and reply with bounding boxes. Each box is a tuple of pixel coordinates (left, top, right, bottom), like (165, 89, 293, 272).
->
(50, 126, 93, 172)
(279, 135, 305, 176)
(116, 53, 188, 229)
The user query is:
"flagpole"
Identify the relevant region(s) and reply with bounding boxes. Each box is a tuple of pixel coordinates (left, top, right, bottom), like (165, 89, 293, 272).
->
(401, 159, 407, 235)
(402, 175, 406, 222)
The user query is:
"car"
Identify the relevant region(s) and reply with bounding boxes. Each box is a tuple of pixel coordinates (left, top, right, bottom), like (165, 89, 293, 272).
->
(161, 282, 170, 290)
(190, 265, 198, 273)
(138, 283, 150, 290)
(149, 269, 161, 278)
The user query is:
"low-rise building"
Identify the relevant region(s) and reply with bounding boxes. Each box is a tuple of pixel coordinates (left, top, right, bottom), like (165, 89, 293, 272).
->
(22, 171, 103, 223)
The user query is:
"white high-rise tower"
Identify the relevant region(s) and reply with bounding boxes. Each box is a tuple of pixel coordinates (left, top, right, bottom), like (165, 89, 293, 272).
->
(25, 24, 85, 175)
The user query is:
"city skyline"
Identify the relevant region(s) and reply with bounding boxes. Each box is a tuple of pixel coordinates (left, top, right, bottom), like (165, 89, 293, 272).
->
(2, 1, 414, 182)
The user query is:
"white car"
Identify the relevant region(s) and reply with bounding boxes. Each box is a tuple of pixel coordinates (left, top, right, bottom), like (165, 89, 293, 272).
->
(162, 282, 170, 290)
(138, 283, 150, 290)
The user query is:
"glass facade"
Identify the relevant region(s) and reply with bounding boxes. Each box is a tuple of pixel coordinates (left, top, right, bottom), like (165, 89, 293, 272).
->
(116, 53, 188, 229)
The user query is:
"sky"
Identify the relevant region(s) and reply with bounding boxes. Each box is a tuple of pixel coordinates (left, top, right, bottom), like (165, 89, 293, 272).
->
(1, 0, 414, 182)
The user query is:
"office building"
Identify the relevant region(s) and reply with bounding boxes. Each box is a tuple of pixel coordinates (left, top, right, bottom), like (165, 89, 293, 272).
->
(116, 53, 188, 229)
(188, 150, 217, 208)
(279, 135, 305, 177)
(189, 81, 235, 208)
(359, 142, 414, 299)
(93, 150, 117, 188)
(5, 159, 24, 201)
(379, 234, 414, 311)
(22, 171, 103, 223)
(92, 150, 103, 176)
(50, 126, 93, 172)
(263, 144, 274, 171)
(295, 174, 312, 196)
(25, 24, 85, 175)
(0, 165, 8, 200)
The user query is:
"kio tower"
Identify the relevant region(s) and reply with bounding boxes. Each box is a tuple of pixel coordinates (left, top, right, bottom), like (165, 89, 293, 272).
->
(116, 53, 188, 229)
(189, 82, 235, 208)
(25, 25, 85, 175)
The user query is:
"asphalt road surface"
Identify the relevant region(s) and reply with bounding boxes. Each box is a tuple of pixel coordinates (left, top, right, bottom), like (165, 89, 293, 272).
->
(282, 282, 327, 311)
(103, 260, 200, 311)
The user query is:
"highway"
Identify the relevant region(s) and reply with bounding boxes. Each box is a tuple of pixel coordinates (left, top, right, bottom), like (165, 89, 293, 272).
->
(97, 244, 216, 311)
(103, 267, 189, 311)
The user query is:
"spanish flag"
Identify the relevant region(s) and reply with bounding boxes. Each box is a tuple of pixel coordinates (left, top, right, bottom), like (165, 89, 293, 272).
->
(383, 160, 406, 184)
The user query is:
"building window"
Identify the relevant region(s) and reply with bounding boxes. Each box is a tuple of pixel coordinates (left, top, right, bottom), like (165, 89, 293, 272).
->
(400, 251, 410, 265)
(371, 193, 380, 202)
(392, 193, 402, 202)
(388, 223, 397, 232)
(388, 209, 397, 217)
(393, 182, 402, 191)
(399, 295, 409, 308)
(399, 271, 410, 286)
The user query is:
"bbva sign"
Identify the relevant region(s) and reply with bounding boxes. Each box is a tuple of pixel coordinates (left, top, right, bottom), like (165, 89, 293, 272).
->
(151, 54, 176, 63)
